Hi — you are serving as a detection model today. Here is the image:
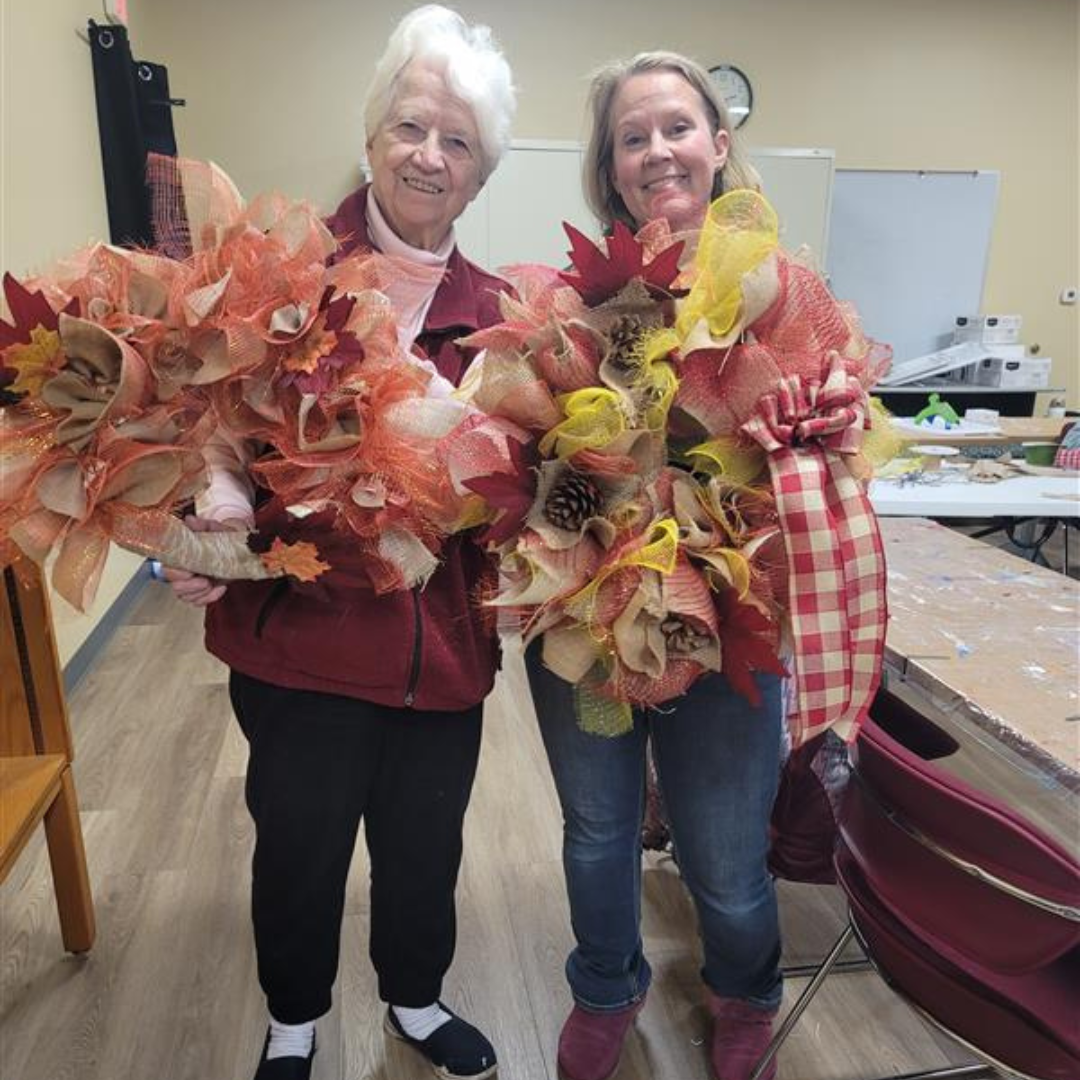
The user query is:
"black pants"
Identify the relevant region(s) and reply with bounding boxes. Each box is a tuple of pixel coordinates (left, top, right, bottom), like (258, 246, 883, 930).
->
(229, 671, 483, 1023)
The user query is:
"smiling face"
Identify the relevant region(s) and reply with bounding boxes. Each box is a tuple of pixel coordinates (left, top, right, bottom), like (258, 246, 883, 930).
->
(610, 70, 729, 233)
(366, 60, 484, 251)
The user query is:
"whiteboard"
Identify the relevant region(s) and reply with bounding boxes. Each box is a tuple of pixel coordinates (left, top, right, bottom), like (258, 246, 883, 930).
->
(456, 140, 591, 269)
(825, 169, 999, 363)
(749, 147, 834, 260)
(456, 141, 834, 275)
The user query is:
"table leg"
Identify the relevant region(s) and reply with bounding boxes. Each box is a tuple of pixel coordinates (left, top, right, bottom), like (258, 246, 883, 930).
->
(1003, 518, 1059, 568)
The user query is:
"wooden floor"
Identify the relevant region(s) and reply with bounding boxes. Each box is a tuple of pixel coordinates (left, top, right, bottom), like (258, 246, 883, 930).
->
(1, 584, 969, 1080)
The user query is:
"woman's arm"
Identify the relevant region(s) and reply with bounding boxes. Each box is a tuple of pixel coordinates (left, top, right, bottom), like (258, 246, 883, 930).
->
(167, 429, 257, 605)
(195, 427, 257, 527)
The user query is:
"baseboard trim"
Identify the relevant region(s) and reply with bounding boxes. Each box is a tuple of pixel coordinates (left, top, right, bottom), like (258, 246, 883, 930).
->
(63, 562, 151, 695)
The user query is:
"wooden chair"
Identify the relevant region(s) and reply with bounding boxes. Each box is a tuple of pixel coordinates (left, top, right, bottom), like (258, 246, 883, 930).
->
(1, 560, 95, 953)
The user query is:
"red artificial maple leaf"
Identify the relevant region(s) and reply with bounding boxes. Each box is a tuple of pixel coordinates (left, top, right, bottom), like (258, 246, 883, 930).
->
(0, 273, 78, 349)
(276, 289, 366, 395)
(558, 221, 684, 306)
(1, 273, 79, 402)
(462, 437, 538, 547)
(716, 589, 788, 706)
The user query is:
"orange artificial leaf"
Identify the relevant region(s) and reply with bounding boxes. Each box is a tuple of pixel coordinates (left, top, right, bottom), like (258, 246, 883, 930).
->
(281, 327, 339, 375)
(6, 326, 65, 396)
(260, 537, 330, 582)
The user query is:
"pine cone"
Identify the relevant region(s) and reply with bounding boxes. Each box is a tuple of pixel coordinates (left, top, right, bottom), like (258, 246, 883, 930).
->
(605, 313, 647, 370)
(662, 617, 711, 655)
(544, 470, 602, 531)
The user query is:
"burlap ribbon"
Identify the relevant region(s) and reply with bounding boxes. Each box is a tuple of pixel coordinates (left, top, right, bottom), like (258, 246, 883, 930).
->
(9, 432, 207, 610)
(41, 315, 150, 451)
(741, 354, 886, 745)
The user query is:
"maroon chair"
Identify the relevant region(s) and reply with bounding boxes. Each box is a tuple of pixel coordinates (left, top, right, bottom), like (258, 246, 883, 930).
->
(749, 704, 1080, 1080)
(838, 846, 1080, 1080)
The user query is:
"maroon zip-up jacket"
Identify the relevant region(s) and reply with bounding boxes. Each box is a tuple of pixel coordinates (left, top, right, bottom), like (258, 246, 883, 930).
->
(204, 186, 509, 710)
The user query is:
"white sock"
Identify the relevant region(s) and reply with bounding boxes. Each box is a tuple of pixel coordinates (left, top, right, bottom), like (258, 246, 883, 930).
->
(266, 1017, 315, 1060)
(392, 1002, 452, 1040)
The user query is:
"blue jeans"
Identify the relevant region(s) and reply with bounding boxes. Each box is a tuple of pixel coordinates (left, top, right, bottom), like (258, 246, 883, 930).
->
(526, 641, 783, 1013)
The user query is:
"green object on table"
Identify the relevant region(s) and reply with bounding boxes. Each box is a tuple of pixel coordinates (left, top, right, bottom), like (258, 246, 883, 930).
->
(1022, 442, 1058, 466)
(913, 392, 961, 428)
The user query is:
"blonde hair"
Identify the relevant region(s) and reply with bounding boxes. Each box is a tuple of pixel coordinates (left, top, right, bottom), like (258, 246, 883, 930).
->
(583, 50, 760, 231)
(364, 5, 516, 181)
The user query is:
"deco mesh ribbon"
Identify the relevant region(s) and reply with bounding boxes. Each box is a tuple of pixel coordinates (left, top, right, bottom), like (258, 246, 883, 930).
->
(455, 188, 892, 745)
(0, 156, 512, 608)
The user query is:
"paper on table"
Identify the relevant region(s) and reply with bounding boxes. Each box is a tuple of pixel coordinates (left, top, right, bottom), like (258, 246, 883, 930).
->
(893, 417, 1002, 437)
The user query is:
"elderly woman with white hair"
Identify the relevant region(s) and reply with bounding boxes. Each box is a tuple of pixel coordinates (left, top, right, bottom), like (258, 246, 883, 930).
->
(165, 8, 515, 1079)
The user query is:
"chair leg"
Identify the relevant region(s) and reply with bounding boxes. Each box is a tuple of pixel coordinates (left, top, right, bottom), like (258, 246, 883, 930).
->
(782, 957, 872, 978)
(845, 918, 997, 1080)
(751, 923, 997, 1080)
(748, 924, 857, 1080)
(43, 768, 95, 953)
(876, 1068, 993, 1080)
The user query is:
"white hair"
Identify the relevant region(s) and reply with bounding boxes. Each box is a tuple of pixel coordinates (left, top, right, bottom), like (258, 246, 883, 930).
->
(363, 5, 516, 180)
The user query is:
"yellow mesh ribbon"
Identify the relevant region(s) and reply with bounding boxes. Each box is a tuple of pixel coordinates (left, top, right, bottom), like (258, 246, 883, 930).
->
(538, 387, 626, 458)
(678, 190, 780, 340)
(685, 436, 766, 485)
(635, 355, 679, 431)
(699, 547, 752, 597)
(700, 482, 769, 548)
(863, 396, 903, 469)
(639, 325, 681, 368)
(680, 475, 757, 597)
(563, 517, 679, 627)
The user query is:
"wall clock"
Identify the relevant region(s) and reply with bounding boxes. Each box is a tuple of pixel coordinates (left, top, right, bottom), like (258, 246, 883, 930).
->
(708, 65, 753, 128)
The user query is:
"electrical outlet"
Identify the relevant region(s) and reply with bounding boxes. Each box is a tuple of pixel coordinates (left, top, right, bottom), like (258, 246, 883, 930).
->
(1060, 287, 1078, 305)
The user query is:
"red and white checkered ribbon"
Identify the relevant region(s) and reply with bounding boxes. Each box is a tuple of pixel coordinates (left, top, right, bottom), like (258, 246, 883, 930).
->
(741, 354, 887, 746)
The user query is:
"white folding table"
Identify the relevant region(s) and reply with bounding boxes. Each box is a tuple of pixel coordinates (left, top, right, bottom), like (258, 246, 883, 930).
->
(870, 473, 1080, 518)
(870, 472, 1080, 570)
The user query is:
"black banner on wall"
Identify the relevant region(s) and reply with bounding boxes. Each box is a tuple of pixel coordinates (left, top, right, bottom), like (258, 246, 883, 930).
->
(88, 20, 181, 248)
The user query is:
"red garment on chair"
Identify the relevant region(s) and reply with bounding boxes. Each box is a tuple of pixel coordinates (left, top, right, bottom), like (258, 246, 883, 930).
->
(768, 733, 840, 885)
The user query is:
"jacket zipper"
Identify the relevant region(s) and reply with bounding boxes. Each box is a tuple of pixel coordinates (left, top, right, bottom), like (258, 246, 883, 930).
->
(253, 579, 289, 639)
(403, 587, 423, 706)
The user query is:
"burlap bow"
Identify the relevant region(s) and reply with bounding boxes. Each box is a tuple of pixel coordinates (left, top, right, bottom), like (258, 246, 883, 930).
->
(741, 353, 887, 745)
(40, 315, 150, 452)
(9, 430, 207, 610)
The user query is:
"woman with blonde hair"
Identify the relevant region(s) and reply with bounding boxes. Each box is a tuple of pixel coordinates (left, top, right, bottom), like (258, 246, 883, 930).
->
(527, 51, 784, 1080)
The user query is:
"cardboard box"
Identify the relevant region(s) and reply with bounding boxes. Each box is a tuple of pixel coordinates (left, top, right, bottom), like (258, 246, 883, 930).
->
(953, 314, 1022, 345)
(972, 356, 1051, 389)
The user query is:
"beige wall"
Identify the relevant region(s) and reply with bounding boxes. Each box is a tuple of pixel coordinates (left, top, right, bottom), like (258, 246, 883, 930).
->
(1, 0, 1077, 659)
(132, 0, 1078, 403)
(1, 0, 144, 665)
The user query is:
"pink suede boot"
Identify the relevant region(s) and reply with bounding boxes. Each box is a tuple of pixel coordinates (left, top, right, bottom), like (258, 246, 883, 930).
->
(557, 999, 644, 1080)
(707, 994, 779, 1080)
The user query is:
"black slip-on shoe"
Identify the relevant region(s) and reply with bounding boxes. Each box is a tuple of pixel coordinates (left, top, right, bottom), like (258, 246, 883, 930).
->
(253, 1028, 316, 1080)
(384, 1004, 497, 1079)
